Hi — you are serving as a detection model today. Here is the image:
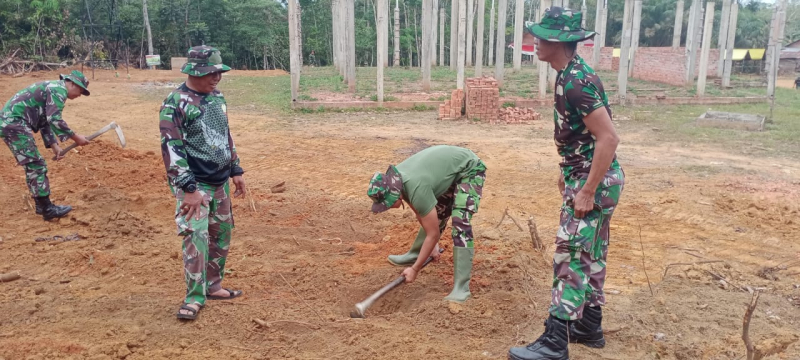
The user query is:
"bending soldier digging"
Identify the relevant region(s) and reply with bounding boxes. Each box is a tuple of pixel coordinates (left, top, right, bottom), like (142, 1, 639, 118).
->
(508, 8, 625, 360)
(367, 145, 487, 303)
(0, 70, 92, 221)
(159, 46, 247, 320)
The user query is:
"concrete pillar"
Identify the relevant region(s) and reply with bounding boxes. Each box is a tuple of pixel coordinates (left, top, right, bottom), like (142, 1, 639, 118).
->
(722, 1, 737, 87)
(289, 0, 299, 103)
(339, 0, 347, 76)
(581, 0, 587, 28)
(617, 0, 633, 106)
(592, 0, 603, 66)
(684, 0, 700, 85)
(422, 0, 431, 90)
(394, 0, 401, 66)
(332, 0, 339, 69)
(538, 0, 550, 98)
(629, 0, 642, 77)
(347, 0, 356, 92)
(768, 0, 788, 99)
(476, 0, 486, 76)
(377, 0, 386, 103)
(431, 0, 438, 67)
(451, 0, 459, 69)
(458, 0, 467, 89)
(513, 0, 524, 71)
(467, 0, 475, 66)
(717, 0, 731, 77)
(672, 0, 684, 49)
(488, 0, 495, 66)
(495, 0, 508, 86)
(696, 1, 714, 97)
(440, 6, 446, 66)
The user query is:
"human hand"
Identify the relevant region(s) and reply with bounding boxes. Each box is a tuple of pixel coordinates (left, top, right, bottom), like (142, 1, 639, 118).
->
(558, 175, 565, 195)
(572, 188, 597, 219)
(180, 190, 208, 221)
(232, 175, 246, 198)
(402, 267, 418, 283)
(51, 144, 64, 161)
(71, 134, 90, 146)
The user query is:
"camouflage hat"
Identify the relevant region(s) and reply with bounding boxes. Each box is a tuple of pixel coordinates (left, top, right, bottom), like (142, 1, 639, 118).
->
(525, 7, 596, 43)
(59, 70, 91, 96)
(181, 45, 231, 77)
(367, 165, 403, 213)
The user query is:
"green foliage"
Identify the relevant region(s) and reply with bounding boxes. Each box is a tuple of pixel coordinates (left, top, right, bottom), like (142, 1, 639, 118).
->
(0, 0, 791, 73)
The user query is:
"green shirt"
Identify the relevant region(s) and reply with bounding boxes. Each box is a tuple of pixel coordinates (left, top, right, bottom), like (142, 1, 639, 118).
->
(396, 145, 480, 216)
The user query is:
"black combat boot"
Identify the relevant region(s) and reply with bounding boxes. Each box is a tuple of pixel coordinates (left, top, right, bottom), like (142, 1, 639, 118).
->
(507, 315, 570, 360)
(34, 196, 72, 221)
(569, 306, 605, 348)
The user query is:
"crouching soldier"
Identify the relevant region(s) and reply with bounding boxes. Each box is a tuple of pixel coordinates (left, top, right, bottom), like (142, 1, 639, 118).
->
(367, 145, 486, 303)
(0, 70, 92, 220)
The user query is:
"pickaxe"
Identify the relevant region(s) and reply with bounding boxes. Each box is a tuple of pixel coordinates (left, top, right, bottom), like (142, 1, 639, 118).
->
(350, 248, 444, 319)
(54, 122, 126, 159)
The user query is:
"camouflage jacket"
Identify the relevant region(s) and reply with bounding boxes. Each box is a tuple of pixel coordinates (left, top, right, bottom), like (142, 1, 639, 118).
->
(0, 80, 74, 147)
(553, 55, 618, 177)
(159, 83, 243, 190)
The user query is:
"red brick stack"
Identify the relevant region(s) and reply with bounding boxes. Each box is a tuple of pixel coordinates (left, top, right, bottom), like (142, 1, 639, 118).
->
(497, 107, 542, 124)
(438, 89, 464, 120)
(464, 77, 499, 122)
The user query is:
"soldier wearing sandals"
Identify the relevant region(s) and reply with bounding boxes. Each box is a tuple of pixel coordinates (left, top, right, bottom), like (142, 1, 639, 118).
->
(159, 46, 247, 320)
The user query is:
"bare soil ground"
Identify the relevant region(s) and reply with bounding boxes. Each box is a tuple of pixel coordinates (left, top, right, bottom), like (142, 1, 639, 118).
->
(0, 69, 799, 360)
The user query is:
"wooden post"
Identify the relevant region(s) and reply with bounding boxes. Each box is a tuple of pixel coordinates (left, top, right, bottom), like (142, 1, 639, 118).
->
(422, 0, 432, 90)
(440, 7, 446, 66)
(288, 0, 299, 103)
(377, 0, 386, 104)
(458, 0, 467, 89)
(672, 0, 684, 49)
(394, 0, 401, 66)
(451, 0, 459, 69)
(476, 0, 486, 76)
(722, 1, 737, 87)
(617, 0, 633, 106)
(717, 0, 731, 77)
(347, 0, 356, 92)
(696, 1, 714, 97)
(513, 0, 524, 71)
(538, 0, 550, 98)
(629, 0, 641, 77)
(495, 0, 508, 86)
(467, 0, 475, 66)
(488, 0, 496, 66)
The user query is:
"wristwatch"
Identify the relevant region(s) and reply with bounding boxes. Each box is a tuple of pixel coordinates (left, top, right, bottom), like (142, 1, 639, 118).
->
(184, 183, 197, 193)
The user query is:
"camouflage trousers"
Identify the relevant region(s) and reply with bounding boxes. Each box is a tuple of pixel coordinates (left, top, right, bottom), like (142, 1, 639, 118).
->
(549, 163, 624, 321)
(0, 118, 50, 197)
(430, 160, 486, 248)
(173, 182, 235, 306)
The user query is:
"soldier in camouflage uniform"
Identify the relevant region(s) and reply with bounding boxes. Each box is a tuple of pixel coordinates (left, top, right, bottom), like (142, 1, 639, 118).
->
(0, 70, 92, 221)
(159, 46, 247, 320)
(509, 8, 624, 360)
(367, 145, 487, 303)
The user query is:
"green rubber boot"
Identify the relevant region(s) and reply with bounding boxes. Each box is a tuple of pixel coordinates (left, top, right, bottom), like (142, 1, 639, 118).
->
(444, 246, 474, 303)
(387, 218, 447, 266)
(387, 228, 426, 266)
